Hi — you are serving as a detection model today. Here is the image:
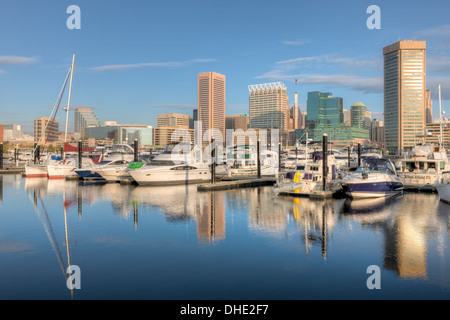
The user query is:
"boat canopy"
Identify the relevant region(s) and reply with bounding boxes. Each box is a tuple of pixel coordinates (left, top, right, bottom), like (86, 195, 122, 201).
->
(356, 158, 397, 175)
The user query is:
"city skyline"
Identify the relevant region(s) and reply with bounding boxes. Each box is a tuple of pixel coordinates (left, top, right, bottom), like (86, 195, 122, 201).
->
(1, 1, 450, 135)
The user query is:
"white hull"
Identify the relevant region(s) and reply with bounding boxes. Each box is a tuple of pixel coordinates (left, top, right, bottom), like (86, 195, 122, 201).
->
(96, 167, 131, 182)
(47, 164, 77, 179)
(436, 183, 450, 205)
(129, 165, 210, 185)
(25, 164, 48, 178)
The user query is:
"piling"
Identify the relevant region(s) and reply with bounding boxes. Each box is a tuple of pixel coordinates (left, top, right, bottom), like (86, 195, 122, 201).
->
(211, 138, 216, 184)
(134, 139, 138, 162)
(78, 140, 82, 169)
(0, 143, 3, 170)
(347, 146, 351, 169)
(257, 140, 261, 179)
(322, 134, 328, 191)
(278, 143, 281, 171)
(357, 143, 361, 168)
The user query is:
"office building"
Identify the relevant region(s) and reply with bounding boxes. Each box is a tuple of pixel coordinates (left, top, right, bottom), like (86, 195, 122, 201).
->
(157, 113, 190, 128)
(383, 40, 426, 155)
(350, 102, 367, 129)
(74, 108, 100, 134)
(371, 119, 385, 146)
(83, 124, 154, 146)
(306, 91, 343, 128)
(249, 82, 289, 146)
(198, 72, 226, 144)
(34, 117, 59, 143)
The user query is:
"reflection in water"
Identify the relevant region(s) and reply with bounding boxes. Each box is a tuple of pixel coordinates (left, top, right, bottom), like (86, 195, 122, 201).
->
(17, 174, 449, 298)
(340, 193, 446, 280)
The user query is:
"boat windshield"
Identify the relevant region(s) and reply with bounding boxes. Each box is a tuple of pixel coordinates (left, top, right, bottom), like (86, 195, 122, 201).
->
(356, 158, 396, 175)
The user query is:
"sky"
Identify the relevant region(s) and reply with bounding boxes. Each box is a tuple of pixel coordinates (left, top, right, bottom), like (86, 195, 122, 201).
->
(1, 0, 450, 135)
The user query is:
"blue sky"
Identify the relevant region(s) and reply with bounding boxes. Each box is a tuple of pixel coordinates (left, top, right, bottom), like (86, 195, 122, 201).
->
(1, 0, 450, 134)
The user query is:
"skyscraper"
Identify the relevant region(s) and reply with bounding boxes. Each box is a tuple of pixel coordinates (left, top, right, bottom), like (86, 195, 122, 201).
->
(306, 91, 343, 128)
(383, 40, 426, 155)
(198, 72, 226, 145)
(248, 82, 289, 146)
(350, 102, 367, 129)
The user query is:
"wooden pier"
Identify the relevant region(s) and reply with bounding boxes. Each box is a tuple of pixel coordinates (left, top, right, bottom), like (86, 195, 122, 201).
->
(197, 177, 276, 191)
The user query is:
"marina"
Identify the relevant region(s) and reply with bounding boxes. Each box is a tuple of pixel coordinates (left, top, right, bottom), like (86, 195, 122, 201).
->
(0, 173, 448, 300)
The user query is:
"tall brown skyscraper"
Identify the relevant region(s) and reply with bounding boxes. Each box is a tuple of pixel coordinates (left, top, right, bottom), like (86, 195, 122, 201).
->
(383, 40, 426, 155)
(198, 72, 226, 144)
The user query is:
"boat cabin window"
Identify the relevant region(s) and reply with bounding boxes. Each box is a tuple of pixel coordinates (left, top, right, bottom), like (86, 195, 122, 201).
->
(170, 166, 196, 170)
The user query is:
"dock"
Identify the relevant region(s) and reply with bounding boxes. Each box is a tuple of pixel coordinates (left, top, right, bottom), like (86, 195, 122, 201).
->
(197, 177, 276, 191)
(277, 188, 344, 199)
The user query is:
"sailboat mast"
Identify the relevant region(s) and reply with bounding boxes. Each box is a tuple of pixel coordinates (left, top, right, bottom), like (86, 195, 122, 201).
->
(65, 54, 76, 143)
(438, 84, 443, 149)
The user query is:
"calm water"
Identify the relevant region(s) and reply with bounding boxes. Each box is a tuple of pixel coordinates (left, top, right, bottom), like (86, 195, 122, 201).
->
(0, 174, 448, 300)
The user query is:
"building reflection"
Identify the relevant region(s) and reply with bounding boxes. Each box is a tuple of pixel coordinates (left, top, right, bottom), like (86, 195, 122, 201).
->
(196, 192, 225, 242)
(340, 193, 444, 280)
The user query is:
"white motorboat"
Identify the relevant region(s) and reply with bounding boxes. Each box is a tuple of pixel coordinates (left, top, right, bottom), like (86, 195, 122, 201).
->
(94, 160, 141, 182)
(341, 158, 404, 199)
(128, 143, 210, 185)
(47, 156, 96, 179)
(397, 143, 450, 191)
(436, 183, 450, 205)
(217, 147, 279, 177)
(274, 151, 343, 194)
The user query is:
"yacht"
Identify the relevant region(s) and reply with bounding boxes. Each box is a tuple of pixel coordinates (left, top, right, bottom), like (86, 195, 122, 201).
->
(341, 158, 404, 199)
(274, 151, 343, 194)
(216, 147, 279, 177)
(74, 144, 136, 180)
(436, 183, 450, 205)
(361, 147, 383, 159)
(397, 143, 450, 191)
(95, 160, 143, 182)
(128, 143, 210, 185)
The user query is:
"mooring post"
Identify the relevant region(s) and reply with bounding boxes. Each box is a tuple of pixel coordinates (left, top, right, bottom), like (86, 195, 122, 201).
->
(278, 143, 281, 172)
(257, 140, 261, 179)
(78, 140, 82, 169)
(357, 143, 361, 168)
(0, 143, 3, 170)
(211, 138, 215, 184)
(322, 134, 328, 191)
(134, 139, 138, 162)
(33, 142, 37, 164)
(347, 145, 351, 169)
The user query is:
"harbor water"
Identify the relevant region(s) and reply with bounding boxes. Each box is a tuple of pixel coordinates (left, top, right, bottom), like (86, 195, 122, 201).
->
(0, 174, 448, 300)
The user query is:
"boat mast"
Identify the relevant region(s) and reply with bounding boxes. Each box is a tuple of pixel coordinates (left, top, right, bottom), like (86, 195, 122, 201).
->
(438, 84, 443, 150)
(64, 54, 76, 143)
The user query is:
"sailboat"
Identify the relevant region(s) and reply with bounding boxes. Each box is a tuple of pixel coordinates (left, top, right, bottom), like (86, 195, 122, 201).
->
(46, 54, 95, 179)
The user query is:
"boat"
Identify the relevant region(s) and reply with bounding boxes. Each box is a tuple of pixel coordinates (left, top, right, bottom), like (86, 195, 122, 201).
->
(361, 146, 383, 159)
(47, 156, 97, 179)
(128, 143, 211, 185)
(341, 158, 404, 199)
(397, 143, 450, 191)
(436, 183, 450, 205)
(274, 150, 343, 195)
(95, 160, 144, 182)
(75, 144, 136, 180)
(216, 145, 279, 177)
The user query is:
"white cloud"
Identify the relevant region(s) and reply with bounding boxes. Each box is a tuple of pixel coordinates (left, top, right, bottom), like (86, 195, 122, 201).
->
(91, 58, 217, 71)
(281, 39, 310, 46)
(0, 56, 38, 65)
